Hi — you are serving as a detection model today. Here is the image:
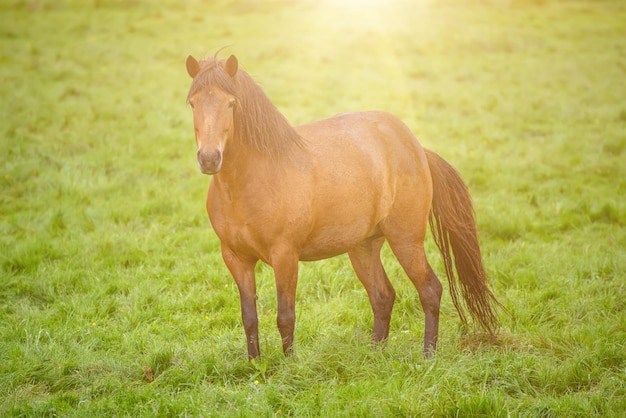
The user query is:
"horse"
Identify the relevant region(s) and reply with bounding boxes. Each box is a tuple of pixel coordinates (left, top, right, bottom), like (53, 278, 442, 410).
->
(185, 53, 503, 359)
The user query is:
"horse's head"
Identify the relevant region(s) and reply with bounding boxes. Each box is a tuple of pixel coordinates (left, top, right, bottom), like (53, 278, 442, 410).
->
(186, 54, 239, 175)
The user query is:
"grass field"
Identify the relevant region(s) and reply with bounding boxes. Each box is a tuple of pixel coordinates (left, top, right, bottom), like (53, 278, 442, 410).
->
(1, 0, 625, 416)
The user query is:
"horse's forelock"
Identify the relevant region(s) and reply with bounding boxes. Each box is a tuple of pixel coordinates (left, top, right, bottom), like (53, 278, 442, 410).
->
(187, 58, 236, 101)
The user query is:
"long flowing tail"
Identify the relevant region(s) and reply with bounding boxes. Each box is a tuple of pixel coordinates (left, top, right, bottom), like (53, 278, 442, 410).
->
(425, 149, 503, 334)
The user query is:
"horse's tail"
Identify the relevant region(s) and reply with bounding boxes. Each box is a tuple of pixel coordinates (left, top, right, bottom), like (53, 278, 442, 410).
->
(425, 149, 503, 334)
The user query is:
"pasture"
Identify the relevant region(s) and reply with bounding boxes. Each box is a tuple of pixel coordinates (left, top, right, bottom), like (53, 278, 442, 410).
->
(1, 0, 625, 416)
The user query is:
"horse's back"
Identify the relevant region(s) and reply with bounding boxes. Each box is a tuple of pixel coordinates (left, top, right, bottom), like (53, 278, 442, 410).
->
(296, 111, 426, 172)
(295, 111, 430, 198)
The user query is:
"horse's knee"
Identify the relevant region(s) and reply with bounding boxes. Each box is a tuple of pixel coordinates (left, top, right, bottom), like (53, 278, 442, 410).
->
(277, 310, 295, 332)
(276, 310, 296, 355)
(242, 310, 259, 335)
(277, 302, 295, 339)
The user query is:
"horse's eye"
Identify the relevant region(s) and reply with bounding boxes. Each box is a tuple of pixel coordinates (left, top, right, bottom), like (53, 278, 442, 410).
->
(189, 101, 195, 110)
(228, 100, 236, 109)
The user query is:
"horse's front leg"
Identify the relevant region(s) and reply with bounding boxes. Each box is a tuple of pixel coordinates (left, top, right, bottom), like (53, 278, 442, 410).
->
(221, 246, 260, 360)
(272, 249, 299, 356)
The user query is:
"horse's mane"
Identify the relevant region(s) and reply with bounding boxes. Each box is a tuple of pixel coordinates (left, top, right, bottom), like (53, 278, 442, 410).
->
(187, 58, 306, 162)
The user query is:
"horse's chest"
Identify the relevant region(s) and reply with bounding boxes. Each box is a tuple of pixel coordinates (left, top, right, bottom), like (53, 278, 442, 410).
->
(207, 190, 285, 255)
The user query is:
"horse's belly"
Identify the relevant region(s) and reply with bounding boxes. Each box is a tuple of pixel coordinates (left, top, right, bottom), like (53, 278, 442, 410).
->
(299, 224, 383, 261)
(298, 192, 387, 261)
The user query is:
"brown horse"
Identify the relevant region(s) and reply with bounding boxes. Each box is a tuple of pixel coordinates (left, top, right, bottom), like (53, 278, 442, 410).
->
(185, 54, 503, 359)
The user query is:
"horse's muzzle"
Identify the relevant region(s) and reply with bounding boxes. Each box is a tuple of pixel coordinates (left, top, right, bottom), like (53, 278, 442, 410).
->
(197, 149, 222, 174)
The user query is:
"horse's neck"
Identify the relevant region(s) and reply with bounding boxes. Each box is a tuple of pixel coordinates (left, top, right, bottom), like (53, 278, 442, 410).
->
(234, 76, 305, 165)
(214, 75, 306, 188)
(217, 141, 271, 184)
(216, 136, 304, 196)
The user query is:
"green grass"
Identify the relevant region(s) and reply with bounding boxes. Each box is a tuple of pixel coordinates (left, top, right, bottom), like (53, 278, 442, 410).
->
(1, 0, 625, 416)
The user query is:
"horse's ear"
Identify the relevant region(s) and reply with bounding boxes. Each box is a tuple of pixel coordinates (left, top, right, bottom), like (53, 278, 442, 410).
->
(186, 55, 200, 78)
(224, 55, 238, 78)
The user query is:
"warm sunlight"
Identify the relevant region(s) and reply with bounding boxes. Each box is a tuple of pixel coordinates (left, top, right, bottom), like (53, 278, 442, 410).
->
(315, 0, 432, 39)
(325, 0, 391, 7)
(320, 0, 399, 26)
(306, 0, 433, 122)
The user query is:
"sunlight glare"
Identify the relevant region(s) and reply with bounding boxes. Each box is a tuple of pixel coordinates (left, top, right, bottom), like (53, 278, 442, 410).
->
(322, 0, 396, 15)
(317, 0, 425, 35)
(328, 0, 390, 6)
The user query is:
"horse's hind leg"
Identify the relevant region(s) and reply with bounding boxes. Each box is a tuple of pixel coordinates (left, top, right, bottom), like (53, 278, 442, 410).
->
(384, 234, 443, 356)
(348, 236, 396, 342)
